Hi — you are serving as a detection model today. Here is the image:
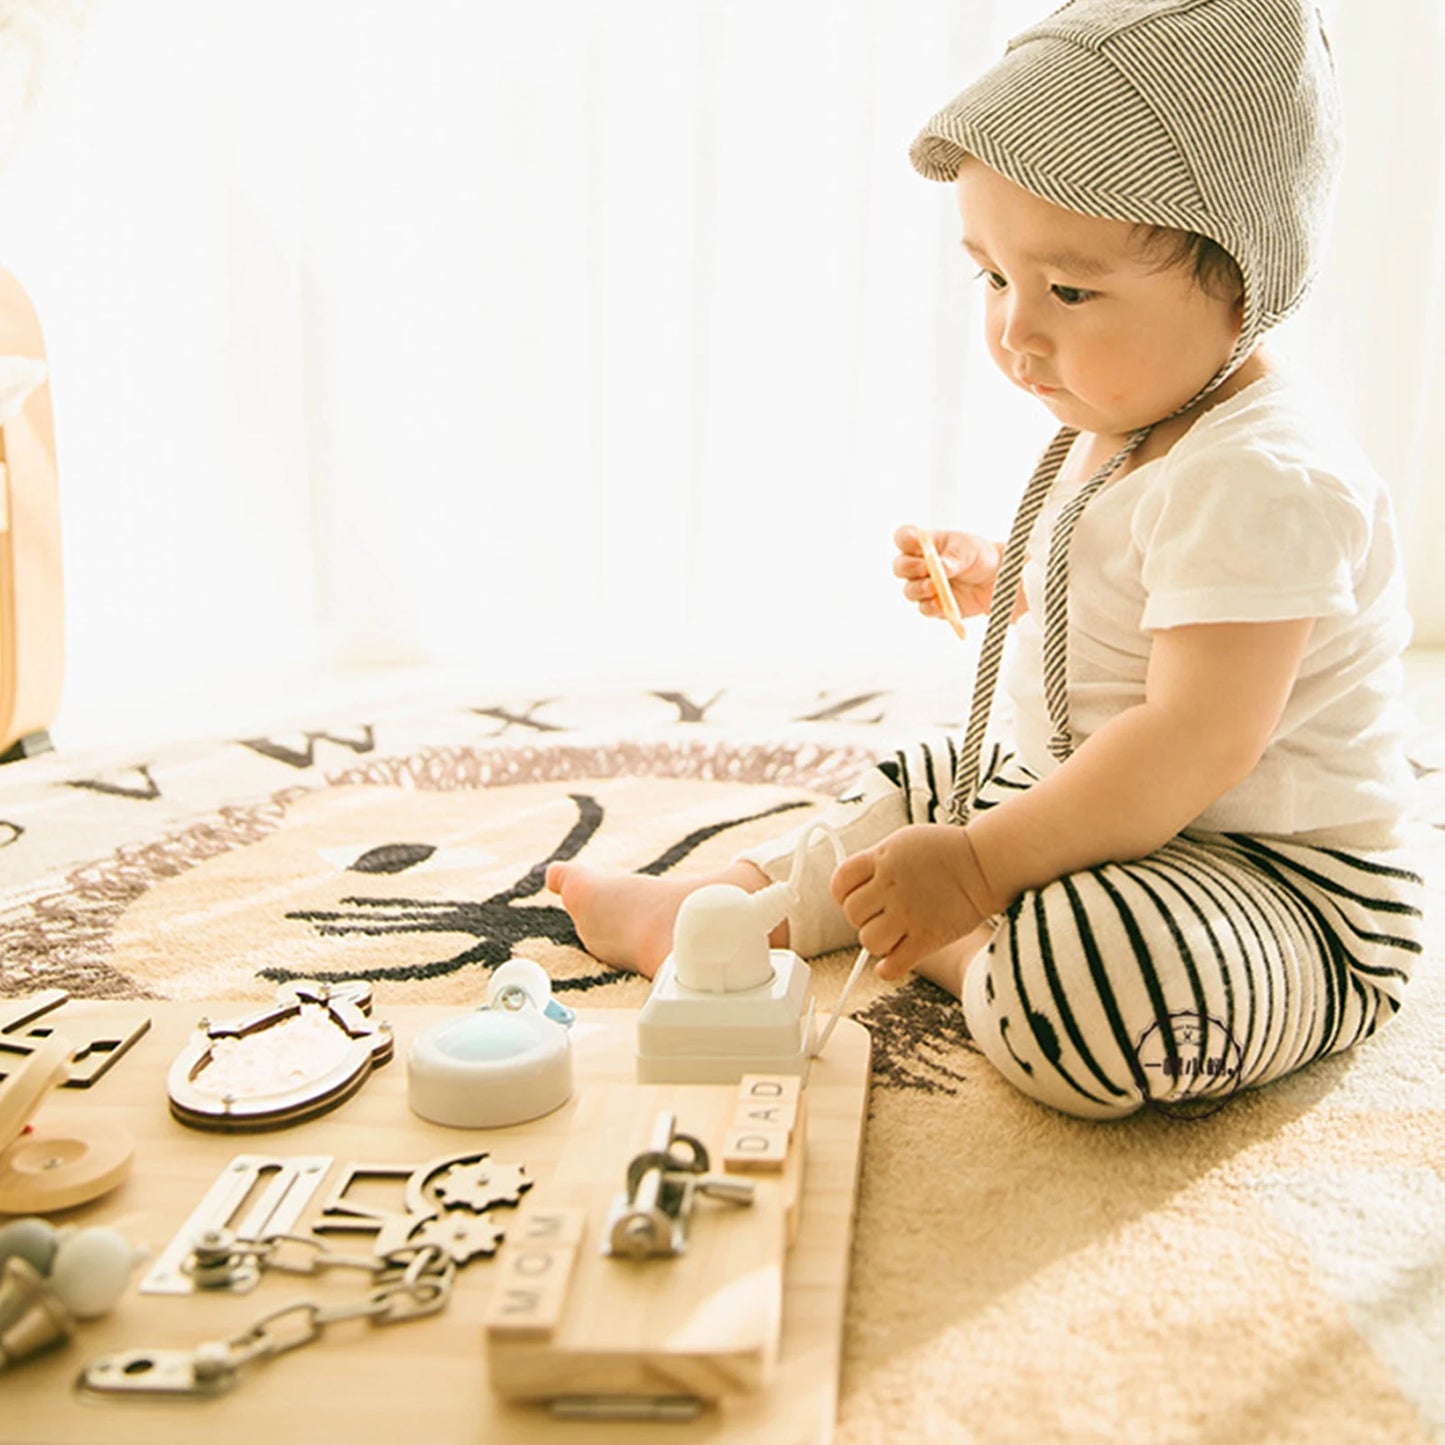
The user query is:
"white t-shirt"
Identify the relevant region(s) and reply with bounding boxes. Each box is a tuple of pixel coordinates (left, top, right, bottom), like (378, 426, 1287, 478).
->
(1004, 370, 1416, 835)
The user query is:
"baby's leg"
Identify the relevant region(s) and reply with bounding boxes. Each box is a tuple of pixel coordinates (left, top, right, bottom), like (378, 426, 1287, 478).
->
(912, 920, 1000, 998)
(545, 859, 776, 979)
(731, 763, 916, 957)
(548, 742, 946, 974)
(960, 830, 1422, 1120)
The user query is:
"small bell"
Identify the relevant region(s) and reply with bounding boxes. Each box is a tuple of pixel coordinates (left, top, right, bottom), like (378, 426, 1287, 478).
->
(0, 1256, 75, 1369)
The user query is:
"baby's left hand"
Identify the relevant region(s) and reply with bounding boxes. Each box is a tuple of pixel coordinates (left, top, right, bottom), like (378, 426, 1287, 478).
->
(830, 824, 987, 981)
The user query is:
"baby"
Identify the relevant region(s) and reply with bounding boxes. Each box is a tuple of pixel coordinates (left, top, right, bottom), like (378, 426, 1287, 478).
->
(549, 0, 1424, 1119)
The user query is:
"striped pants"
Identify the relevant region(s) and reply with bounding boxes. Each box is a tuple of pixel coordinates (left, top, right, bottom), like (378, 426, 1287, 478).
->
(738, 741, 1425, 1120)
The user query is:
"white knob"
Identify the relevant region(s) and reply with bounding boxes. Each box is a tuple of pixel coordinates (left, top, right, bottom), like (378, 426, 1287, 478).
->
(672, 884, 776, 993)
(48, 1227, 143, 1319)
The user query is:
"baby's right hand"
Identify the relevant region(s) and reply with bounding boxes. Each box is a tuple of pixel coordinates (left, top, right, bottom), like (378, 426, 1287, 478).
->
(893, 527, 1003, 628)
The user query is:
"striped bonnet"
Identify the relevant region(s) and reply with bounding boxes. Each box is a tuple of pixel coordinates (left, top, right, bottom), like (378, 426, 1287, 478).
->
(910, 0, 1343, 377)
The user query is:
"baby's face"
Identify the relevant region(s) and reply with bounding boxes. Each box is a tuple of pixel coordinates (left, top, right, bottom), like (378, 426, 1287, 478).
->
(955, 158, 1242, 438)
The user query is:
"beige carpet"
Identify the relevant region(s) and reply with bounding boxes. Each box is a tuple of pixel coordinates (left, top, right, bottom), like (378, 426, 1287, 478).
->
(3, 677, 1443, 1444)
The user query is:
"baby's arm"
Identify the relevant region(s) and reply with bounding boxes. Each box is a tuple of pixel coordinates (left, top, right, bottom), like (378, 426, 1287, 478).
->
(966, 616, 1315, 905)
(833, 616, 1313, 978)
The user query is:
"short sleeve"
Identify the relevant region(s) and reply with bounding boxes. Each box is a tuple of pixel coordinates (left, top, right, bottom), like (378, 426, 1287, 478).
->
(1132, 441, 1368, 632)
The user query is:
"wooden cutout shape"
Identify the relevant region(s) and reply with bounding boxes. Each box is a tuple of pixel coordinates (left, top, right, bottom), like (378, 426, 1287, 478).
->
(0, 989, 151, 1088)
(315, 1150, 533, 1231)
(313, 1161, 418, 1234)
(0, 1035, 135, 1212)
(313, 1150, 532, 1264)
(166, 980, 393, 1132)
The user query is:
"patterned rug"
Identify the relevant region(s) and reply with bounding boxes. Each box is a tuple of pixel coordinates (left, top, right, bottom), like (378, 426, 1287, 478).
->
(3, 679, 1444, 1444)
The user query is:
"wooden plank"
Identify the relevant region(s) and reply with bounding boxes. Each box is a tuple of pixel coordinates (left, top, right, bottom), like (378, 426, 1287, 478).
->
(485, 1087, 786, 1401)
(0, 1000, 870, 1444)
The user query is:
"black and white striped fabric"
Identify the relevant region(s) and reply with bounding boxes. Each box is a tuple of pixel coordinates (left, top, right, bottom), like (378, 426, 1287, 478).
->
(959, 752, 1423, 1117)
(945, 427, 1076, 824)
(884, 742, 1422, 1117)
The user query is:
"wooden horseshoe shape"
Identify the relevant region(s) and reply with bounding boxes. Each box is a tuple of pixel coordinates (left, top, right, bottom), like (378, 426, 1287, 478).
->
(167, 980, 393, 1132)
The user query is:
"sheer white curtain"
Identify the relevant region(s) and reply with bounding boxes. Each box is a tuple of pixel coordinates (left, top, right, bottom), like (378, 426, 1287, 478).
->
(0, 0, 1438, 744)
(1314, 0, 1445, 648)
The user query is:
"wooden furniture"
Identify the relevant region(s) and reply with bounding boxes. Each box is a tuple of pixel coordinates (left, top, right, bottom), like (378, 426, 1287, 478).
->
(1, 999, 871, 1444)
(0, 265, 62, 762)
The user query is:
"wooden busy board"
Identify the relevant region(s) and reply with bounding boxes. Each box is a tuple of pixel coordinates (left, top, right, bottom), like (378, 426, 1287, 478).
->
(1, 999, 871, 1444)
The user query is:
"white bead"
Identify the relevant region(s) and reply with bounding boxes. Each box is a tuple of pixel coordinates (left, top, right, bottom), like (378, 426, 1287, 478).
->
(0, 1217, 59, 1275)
(48, 1227, 139, 1319)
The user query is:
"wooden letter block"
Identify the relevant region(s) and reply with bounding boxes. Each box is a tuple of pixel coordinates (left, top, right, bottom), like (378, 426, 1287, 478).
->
(484, 1207, 585, 1338)
(722, 1125, 789, 1172)
(734, 1074, 800, 1136)
(512, 1206, 586, 1250)
(728, 1075, 807, 1237)
(737, 1074, 801, 1106)
(734, 1099, 796, 1133)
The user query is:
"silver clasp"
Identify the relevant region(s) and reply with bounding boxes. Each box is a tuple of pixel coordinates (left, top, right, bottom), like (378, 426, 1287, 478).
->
(77, 1246, 456, 1400)
(602, 1111, 754, 1259)
(77, 1345, 239, 1399)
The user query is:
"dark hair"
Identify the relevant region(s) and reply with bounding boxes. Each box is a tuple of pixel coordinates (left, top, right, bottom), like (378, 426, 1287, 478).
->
(1132, 225, 1244, 304)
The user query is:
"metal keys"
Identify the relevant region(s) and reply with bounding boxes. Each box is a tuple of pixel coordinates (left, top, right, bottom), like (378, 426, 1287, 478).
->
(603, 1111, 754, 1260)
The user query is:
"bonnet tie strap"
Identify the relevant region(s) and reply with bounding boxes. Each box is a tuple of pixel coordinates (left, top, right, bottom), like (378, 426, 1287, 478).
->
(947, 425, 1149, 824)
(1040, 427, 1150, 761)
(946, 425, 1075, 825)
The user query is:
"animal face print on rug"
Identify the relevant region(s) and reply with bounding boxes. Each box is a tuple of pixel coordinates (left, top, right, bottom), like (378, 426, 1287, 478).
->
(104, 778, 823, 1004)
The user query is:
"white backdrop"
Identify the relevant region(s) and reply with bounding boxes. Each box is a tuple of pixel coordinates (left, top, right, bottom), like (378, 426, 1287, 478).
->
(0, 0, 1439, 744)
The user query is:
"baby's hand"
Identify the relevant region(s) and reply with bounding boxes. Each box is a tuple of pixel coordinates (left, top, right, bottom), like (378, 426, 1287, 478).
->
(830, 824, 987, 980)
(893, 527, 1002, 630)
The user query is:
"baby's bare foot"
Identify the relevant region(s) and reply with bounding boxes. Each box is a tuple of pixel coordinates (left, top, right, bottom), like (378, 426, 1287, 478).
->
(545, 862, 691, 979)
(911, 921, 998, 999)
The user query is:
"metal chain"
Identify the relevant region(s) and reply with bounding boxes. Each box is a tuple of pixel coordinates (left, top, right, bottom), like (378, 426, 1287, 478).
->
(186, 1227, 393, 1287)
(83, 1231, 458, 1397)
(194, 1243, 455, 1388)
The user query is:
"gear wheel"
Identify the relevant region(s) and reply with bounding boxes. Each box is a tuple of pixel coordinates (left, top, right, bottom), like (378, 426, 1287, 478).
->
(404, 1209, 506, 1265)
(431, 1157, 532, 1213)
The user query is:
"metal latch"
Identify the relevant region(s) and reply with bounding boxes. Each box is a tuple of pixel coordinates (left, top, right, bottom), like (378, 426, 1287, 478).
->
(602, 1110, 753, 1259)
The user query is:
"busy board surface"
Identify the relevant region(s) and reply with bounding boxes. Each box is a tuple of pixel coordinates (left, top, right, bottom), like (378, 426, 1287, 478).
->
(1, 998, 871, 1444)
